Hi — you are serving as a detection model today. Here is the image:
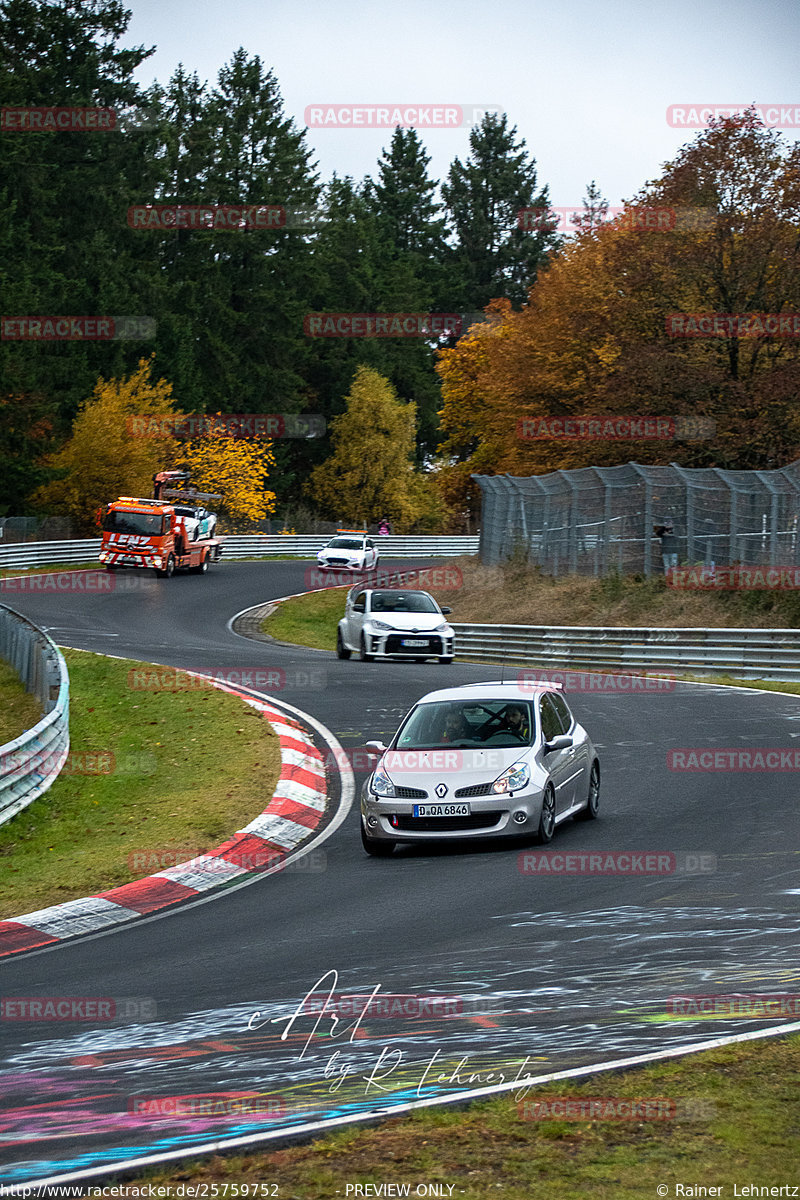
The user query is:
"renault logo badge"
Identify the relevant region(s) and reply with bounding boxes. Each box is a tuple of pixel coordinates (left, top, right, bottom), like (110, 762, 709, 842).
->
(435, 783, 448, 798)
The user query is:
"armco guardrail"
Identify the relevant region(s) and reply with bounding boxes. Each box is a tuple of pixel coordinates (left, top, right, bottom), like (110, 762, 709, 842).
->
(0, 605, 69, 826)
(0, 535, 478, 570)
(452, 622, 800, 682)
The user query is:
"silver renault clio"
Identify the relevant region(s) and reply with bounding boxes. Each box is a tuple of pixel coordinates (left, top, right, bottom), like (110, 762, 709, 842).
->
(360, 680, 600, 855)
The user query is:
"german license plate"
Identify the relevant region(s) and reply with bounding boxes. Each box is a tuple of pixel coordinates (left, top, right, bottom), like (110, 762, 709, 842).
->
(413, 803, 471, 818)
(402, 638, 428, 647)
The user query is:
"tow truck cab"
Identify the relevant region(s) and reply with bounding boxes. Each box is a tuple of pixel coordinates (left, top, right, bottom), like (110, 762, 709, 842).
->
(99, 497, 222, 577)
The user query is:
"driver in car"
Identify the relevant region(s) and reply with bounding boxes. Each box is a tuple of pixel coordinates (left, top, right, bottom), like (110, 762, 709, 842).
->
(499, 704, 530, 739)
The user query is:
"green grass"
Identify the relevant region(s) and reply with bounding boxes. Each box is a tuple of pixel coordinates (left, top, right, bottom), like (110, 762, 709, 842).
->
(0, 659, 43, 746)
(262, 585, 349, 650)
(0, 560, 101, 576)
(0, 649, 282, 918)
(118, 1033, 800, 1197)
(263, 589, 800, 695)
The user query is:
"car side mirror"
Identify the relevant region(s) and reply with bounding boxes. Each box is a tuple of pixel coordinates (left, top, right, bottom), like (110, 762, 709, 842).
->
(440, 606, 452, 614)
(364, 740, 387, 756)
(545, 734, 573, 752)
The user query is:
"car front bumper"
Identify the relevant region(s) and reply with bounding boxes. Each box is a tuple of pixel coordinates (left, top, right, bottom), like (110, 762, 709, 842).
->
(360, 786, 544, 841)
(361, 630, 454, 659)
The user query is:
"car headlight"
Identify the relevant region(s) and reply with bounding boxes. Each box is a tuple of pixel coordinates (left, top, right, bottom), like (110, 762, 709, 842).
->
(368, 620, 395, 631)
(492, 761, 530, 794)
(370, 763, 396, 797)
(433, 622, 451, 632)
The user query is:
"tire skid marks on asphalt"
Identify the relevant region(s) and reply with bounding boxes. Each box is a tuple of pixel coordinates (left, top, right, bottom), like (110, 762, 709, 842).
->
(0, 685, 329, 958)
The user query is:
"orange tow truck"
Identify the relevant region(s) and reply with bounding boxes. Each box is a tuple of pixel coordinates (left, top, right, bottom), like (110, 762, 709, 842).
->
(98, 471, 224, 578)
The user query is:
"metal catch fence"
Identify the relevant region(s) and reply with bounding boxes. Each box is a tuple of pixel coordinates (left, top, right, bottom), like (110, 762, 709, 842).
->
(474, 460, 800, 576)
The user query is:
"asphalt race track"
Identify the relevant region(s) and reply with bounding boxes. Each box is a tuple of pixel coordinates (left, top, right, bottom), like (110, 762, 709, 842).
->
(2, 559, 800, 1185)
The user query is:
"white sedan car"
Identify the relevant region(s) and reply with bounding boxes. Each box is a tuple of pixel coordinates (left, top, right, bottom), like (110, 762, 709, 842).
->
(359, 680, 600, 855)
(317, 533, 379, 572)
(337, 588, 455, 663)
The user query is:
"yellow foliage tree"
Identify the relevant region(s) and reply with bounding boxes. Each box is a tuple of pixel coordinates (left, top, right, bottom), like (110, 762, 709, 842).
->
(179, 424, 277, 530)
(32, 357, 179, 534)
(306, 366, 421, 530)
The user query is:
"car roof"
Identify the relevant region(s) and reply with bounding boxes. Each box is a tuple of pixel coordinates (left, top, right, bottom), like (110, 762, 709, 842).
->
(349, 587, 436, 601)
(414, 681, 563, 704)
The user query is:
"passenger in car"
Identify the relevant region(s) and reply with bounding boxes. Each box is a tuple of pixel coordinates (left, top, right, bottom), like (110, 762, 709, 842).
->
(441, 709, 471, 743)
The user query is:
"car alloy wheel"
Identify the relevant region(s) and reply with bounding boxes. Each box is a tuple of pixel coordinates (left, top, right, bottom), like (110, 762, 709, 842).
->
(360, 634, 374, 663)
(577, 762, 600, 820)
(337, 629, 351, 660)
(535, 784, 556, 844)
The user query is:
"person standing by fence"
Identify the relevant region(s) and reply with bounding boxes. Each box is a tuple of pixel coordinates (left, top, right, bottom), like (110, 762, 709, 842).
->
(654, 520, 678, 574)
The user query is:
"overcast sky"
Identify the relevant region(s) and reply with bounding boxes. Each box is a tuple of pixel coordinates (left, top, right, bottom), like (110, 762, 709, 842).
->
(125, 0, 800, 209)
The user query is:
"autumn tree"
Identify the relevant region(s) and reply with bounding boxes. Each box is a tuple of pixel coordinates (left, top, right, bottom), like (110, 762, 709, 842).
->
(306, 366, 421, 529)
(32, 358, 178, 533)
(179, 425, 276, 530)
(436, 110, 800, 509)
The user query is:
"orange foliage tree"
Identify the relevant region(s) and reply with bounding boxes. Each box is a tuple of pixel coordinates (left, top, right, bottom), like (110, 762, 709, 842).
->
(436, 111, 800, 513)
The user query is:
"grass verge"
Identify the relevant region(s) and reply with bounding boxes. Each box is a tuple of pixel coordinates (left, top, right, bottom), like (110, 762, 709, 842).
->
(261, 587, 800, 696)
(0, 659, 43, 746)
(0, 648, 281, 918)
(262, 584, 348, 651)
(448, 557, 800, 628)
(117, 1033, 800, 1197)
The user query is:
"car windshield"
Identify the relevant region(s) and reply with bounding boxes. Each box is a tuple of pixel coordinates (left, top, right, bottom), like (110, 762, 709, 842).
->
(328, 537, 363, 549)
(370, 591, 438, 614)
(103, 510, 164, 536)
(394, 700, 535, 749)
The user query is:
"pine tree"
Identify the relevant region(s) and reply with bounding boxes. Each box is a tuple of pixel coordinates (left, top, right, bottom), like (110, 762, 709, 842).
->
(0, 0, 161, 507)
(441, 112, 555, 310)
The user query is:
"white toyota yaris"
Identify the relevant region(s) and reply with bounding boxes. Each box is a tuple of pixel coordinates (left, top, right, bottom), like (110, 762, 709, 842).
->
(337, 587, 455, 664)
(359, 680, 600, 855)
